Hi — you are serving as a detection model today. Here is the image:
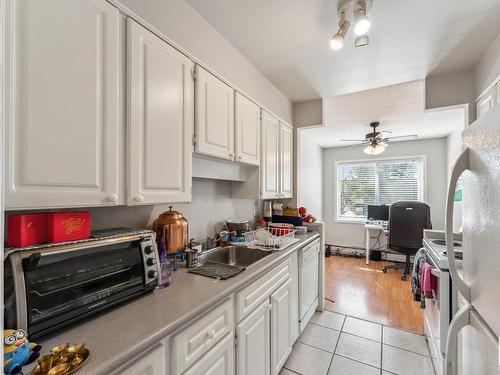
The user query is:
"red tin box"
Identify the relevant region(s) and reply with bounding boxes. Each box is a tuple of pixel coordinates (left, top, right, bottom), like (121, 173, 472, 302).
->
(7, 213, 48, 248)
(47, 211, 91, 243)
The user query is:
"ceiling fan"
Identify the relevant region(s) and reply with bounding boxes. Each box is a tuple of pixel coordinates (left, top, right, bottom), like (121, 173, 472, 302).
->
(340, 122, 418, 155)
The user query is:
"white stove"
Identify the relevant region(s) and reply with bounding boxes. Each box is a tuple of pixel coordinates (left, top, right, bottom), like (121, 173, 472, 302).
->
(423, 230, 463, 270)
(422, 230, 462, 374)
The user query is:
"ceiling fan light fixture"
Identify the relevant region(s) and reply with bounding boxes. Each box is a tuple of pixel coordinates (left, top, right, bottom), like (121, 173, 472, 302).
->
(363, 143, 386, 155)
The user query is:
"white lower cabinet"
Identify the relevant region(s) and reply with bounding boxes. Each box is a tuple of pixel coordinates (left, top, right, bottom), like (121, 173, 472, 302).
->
(116, 344, 165, 375)
(236, 260, 296, 375)
(184, 333, 234, 375)
(237, 300, 271, 375)
(270, 279, 293, 375)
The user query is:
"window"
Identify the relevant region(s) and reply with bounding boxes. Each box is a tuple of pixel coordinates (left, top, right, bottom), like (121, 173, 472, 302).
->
(336, 157, 424, 221)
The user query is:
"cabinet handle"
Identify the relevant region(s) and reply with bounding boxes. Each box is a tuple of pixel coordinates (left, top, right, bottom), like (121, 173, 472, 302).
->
(206, 329, 216, 340)
(229, 154, 234, 159)
(134, 194, 144, 203)
(237, 155, 242, 160)
(106, 193, 118, 203)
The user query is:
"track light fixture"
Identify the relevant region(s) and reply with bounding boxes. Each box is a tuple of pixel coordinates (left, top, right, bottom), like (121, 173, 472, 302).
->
(330, 0, 372, 50)
(330, 12, 349, 50)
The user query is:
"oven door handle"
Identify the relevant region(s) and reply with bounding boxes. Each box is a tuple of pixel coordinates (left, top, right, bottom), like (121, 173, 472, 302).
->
(445, 148, 470, 302)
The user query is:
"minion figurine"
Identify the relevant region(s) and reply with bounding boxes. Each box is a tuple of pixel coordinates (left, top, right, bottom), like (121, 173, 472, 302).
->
(4, 329, 41, 374)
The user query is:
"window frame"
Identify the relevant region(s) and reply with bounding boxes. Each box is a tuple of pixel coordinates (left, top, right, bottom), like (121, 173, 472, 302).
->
(334, 155, 427, 224)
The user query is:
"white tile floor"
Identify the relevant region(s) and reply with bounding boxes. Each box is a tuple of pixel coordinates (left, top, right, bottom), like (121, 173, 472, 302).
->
(282, 310, 435, 375)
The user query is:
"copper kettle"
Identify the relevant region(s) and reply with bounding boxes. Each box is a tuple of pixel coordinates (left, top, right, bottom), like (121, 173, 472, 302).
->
(152, 206, 188, 254)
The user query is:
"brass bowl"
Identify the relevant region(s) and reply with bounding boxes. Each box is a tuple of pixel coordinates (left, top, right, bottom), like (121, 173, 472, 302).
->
(39, 354, 55, 372)
(47, 363, 70, 375)
(70, 355, 84, 366)
(51, 343, 69, 354)
(67, 343, 86, 354)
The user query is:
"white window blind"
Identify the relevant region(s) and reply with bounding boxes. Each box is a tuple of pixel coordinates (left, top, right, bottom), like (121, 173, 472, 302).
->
(336, 157, 424, 221)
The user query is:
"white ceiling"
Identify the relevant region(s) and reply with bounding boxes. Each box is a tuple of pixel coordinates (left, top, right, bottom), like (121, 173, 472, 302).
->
(187, 0, 500, 102)
(302, 80, 466, 148)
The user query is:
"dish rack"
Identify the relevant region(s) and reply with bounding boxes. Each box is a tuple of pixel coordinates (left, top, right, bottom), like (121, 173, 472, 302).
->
(243, 227, 298, 251)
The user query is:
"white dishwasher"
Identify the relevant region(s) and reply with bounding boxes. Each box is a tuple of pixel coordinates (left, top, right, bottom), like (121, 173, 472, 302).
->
(298, 239, 320, 332)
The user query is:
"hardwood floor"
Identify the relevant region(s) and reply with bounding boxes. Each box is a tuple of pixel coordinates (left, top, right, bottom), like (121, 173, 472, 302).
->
(324, 254, 424, 333)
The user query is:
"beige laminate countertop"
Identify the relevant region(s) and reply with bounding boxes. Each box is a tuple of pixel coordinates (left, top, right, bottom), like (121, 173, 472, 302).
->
(26, 232, 320, 375)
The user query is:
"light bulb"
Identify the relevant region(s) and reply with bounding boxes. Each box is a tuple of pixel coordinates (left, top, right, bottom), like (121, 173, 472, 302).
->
(330, 34, 344, 50)
(354, 10, 371, 36)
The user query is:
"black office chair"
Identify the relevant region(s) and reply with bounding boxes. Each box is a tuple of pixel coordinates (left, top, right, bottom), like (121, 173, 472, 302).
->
(382, 201, 432, 281)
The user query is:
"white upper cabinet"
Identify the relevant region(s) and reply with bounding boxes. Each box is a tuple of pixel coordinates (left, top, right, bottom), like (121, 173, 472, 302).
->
(235, 93, 261, 166)
(127, 19, 193, 205)
(195, 66, 235, 160)
(279, 122, 294, 198)
(476, 79, 499, 120)
(261, 111, 280, 199)
(4, 0, 121, 209)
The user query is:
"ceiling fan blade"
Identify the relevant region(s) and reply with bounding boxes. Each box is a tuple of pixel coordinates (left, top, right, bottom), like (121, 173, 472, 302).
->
(340, 139, 367, 142)
(385, 134, 418, 141)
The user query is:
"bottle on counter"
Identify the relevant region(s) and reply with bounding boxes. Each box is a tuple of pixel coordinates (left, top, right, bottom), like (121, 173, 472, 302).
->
(263, 201, 272, 223)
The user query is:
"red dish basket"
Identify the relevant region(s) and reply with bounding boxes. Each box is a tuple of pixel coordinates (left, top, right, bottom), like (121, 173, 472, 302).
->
(46, 211, 91, 243)
(7, 213, 48, 248)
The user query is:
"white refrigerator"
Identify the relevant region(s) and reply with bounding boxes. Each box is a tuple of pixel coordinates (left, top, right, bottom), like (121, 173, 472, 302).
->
(445, 104, 500, 375)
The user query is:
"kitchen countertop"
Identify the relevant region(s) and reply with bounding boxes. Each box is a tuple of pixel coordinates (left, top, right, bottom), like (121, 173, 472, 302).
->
(26, 232, 320, 375)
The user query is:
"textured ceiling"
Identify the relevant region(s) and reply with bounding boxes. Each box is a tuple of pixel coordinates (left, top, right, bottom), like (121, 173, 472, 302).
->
(302, 80, 466, 148)
(187, 0, 500, 102)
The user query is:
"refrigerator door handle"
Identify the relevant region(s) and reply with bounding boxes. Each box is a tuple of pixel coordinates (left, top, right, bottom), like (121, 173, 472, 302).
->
(445, 303, 471, 375)
(445, 148, 470, 302)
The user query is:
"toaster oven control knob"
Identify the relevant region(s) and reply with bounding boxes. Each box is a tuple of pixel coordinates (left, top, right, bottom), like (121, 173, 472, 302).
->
(144, 245, 154, 254)
(148, 270, 158, 279)
(146, 258, 156, 266)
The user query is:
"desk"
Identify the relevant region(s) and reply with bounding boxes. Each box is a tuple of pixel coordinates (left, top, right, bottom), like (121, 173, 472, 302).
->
(364, 223, 389, 265)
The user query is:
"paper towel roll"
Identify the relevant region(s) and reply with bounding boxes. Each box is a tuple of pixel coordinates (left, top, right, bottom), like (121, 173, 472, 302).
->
(272, 202, 284, 210)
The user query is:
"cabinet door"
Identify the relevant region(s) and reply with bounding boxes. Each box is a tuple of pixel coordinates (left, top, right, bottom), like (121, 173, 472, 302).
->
(237, 300, 271, 375)
(476, 89, 494, 120)
(183, 333, 234, 375)
(4, 0, 121, 209)
(235, 93, 260, 166)
(270, 279, 293, 375)
(195, 66, 235, 160)
(118, 344, 164, 375)
(261, 111, 280, 199)
(279, 122, 294, 198)
(127, 19, 193, 205)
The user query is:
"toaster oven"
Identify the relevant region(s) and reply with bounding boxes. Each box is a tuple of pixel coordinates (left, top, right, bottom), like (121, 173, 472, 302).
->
(4, 228, 159, 339)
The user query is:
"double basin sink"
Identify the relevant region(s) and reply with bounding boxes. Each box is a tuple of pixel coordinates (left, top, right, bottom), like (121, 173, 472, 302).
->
(198, 245, 270, 268)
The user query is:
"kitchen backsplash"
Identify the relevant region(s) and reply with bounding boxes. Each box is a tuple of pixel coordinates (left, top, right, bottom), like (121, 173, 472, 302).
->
(4, 179, 261, 243)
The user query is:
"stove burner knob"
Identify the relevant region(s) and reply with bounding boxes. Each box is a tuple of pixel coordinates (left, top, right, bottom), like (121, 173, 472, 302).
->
(144, 245, 154, 254)
(148, 270, 158, 279)
(146, 258, 156, 266)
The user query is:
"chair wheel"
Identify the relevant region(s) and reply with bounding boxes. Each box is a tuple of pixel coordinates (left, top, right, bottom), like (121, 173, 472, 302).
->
(382, 269, 387, 273)
(401, 275, 407, 281)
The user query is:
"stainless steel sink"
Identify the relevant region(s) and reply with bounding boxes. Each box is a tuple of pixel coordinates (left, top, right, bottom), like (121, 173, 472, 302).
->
(198, 246, 270, 268)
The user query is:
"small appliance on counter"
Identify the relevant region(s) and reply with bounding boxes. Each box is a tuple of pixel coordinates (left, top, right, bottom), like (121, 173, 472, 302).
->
(4, 228, 159, 339)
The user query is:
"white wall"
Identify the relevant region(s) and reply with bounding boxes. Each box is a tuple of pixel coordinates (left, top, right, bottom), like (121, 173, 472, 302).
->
(475, 33, 500, 97)
(322, 138, 448, 247)
(89, 179, 256, 241)
(297, 131, 322, 221)
(293, 99, 323, 128)
(115, 0, 292, 123)
(446, 126, 464, 232)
